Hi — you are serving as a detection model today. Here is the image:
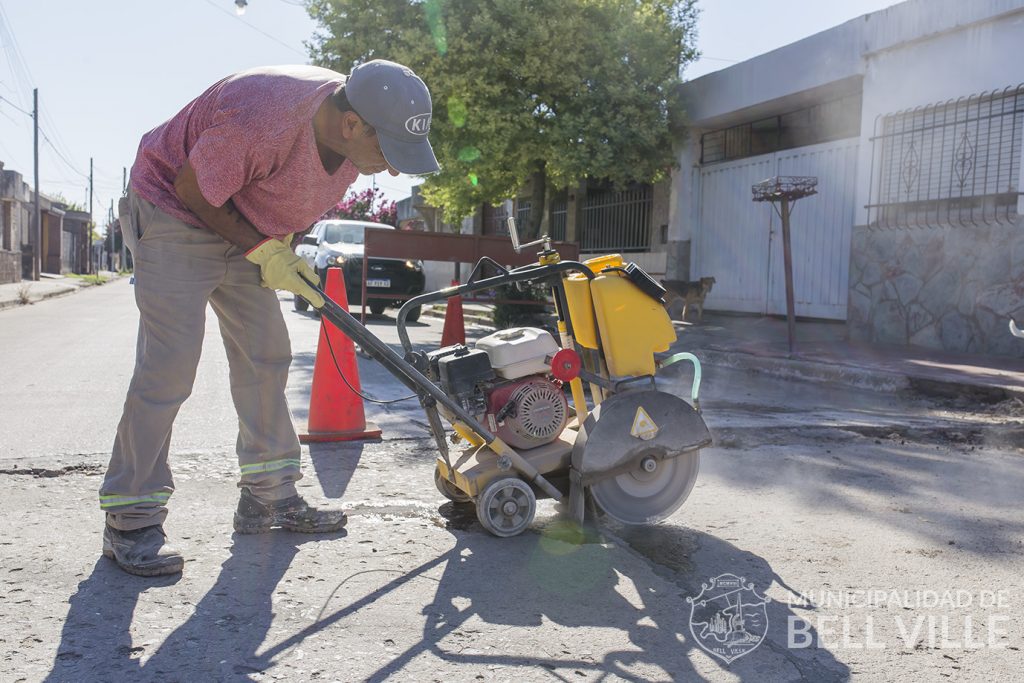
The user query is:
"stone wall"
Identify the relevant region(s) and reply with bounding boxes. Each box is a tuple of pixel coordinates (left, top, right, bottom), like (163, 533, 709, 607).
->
(848, 219, 1024, 358)
(664, 239, 690, 281)
(0, 249, 18, 284)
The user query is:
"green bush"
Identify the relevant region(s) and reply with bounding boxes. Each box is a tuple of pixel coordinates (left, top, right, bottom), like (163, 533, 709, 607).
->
(492, 282, 550, 330)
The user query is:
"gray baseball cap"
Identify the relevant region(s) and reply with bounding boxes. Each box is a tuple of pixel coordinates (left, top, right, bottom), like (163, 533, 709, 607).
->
(346, 60, 440, 175)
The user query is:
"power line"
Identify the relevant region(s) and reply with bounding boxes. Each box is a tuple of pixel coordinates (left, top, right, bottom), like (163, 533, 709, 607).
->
(0, 5, 89, 180)
(201, 0, 307, 58)
(40, 148, 84, 186)
(0, 93, 30, 117)
(39, 104, 80, 170)
(0, 3, 35, 109)
(40, 132, 88, 178)
(1, 93, 88, 181)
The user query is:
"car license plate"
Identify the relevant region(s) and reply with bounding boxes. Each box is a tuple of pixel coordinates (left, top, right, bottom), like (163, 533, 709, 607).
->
(366, 278, 390, 288)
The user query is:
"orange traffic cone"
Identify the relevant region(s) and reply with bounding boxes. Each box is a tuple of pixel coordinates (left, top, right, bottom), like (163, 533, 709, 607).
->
(441, 279, 466, 347)
(298, 269, 381, 443)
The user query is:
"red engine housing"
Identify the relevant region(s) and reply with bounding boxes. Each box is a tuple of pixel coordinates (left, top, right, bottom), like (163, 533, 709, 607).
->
(484, 376, 568, 450)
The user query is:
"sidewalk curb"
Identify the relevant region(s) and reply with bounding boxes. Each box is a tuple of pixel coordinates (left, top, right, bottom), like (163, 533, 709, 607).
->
(693, 348, 908, 392)
(690, 347, 1021, 402)
(422, 307, 492, 326)
(0, 284, 80, 311)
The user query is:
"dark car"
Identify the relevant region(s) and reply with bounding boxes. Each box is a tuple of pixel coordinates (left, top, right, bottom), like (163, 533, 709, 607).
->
(294, 219, 425, 320)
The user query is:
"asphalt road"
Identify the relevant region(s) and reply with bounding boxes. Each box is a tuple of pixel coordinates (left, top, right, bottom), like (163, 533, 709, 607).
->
(1, 278, 1021, 682)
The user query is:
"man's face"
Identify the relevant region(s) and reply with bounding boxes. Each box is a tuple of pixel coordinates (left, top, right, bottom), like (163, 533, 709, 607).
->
(347, 121, 399, 176)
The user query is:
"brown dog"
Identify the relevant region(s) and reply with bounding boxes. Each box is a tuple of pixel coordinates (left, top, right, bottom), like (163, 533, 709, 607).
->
(661, 277, 716, 322)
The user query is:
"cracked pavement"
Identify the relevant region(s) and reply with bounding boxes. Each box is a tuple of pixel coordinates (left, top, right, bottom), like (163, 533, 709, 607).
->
(1, 278, 1022, 682)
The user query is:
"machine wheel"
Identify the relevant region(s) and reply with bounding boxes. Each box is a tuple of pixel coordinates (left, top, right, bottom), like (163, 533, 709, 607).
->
(405, 305, 422, 323)
(370, 302, 387, 316)
(434, 466, 471, 504)
(293, 295, 309, 312)
(476, 477, 536, 538)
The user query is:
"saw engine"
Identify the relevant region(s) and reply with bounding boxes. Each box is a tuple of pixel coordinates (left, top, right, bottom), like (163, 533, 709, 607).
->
(426, 327, 568, 450)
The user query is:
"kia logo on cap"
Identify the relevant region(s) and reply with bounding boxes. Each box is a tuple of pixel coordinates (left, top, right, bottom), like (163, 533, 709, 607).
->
(405, 113, 432, 135)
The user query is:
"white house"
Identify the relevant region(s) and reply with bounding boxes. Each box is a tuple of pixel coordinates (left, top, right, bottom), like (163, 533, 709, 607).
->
(671, 0, 1024, 357)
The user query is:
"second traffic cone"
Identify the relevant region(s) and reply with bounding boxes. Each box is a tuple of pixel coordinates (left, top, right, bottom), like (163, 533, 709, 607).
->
(441, 279, 466, 347)
(298, 268, 381, 443)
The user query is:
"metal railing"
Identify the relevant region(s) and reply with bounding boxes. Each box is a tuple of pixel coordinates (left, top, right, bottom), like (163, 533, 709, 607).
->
(866, 84, 1024, 228)
(515, 200, 531, 235)
(511, 197, 568, 242)
(482, 204, 509, 236)
(580, 185, 652, 252)
(483, 187, 650, 250)
(549, 196, 566, 241)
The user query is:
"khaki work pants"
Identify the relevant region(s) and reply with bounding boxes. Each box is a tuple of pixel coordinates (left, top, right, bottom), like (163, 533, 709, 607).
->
(101, 189, 302, 530)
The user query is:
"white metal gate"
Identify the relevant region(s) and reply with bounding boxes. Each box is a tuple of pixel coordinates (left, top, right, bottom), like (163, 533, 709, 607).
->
(694, 138, 859, 320)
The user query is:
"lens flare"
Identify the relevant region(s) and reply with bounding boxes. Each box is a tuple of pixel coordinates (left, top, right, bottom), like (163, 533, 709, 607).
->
(468, 173, 478, 186)
(447, 97, 467, 128)
(458, 146, 481, 162)
(423, 0, 447, 55)
(527, 522, 610, 596)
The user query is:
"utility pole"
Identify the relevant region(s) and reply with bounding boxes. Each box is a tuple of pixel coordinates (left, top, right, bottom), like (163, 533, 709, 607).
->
(752, 176, 818, 355)
(108, 199, 114, 271)
(88, 157, 93, 275)
(32, 88, 40, 280)
(121, 166, 127, 271)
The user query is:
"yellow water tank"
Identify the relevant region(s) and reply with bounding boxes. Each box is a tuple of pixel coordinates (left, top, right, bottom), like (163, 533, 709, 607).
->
(563, 254, 623, 349)
(590, 267, 676, 378)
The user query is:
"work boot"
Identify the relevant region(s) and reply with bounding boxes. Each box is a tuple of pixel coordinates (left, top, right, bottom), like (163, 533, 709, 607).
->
(102, 524, 184, 577)
(233, 487, 347, 534)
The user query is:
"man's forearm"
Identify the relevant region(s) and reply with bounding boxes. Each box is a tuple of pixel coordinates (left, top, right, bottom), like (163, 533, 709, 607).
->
(173, 160, 266, 252)
(189, 199, 265, 252)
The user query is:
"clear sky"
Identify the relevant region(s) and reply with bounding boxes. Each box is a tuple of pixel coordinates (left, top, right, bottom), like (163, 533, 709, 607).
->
(0, 0, 899, 231)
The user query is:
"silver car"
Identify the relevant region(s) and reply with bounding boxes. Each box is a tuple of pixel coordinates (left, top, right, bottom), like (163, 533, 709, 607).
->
(293, 219, 425, 319)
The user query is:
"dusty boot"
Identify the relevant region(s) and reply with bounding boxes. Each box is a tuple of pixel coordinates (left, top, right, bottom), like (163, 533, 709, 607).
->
(233, 487, 347, 534)
(102, 524, 184, 577)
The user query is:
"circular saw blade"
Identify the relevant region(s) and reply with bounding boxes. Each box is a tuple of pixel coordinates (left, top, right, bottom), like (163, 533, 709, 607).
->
(590, 451, 700, 525)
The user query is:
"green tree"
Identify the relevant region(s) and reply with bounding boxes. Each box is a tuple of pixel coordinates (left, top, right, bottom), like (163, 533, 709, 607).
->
(50, 193, 86, 212)
(307, 0, 698, 236)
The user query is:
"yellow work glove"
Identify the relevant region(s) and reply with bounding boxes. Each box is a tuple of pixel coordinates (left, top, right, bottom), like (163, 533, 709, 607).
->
(244, 238, 325, 308)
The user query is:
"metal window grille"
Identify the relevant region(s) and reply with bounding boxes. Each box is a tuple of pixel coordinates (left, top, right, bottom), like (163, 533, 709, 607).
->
(867, 84, 1024, 228)
(515, 200, 532, 234)
(549, 196, 567, 242)
(482, 203, 508, 236)
(580, 185, 652, 253)
(701, 92, 862, 164)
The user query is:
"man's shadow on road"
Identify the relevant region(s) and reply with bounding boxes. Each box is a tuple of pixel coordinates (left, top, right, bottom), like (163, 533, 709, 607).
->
(45, 560, 179, 682)
(46, 441, 360, 682)
(46, 530, 344, 682)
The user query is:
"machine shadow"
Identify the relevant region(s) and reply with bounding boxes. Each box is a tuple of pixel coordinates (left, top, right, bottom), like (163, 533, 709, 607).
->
(45, 560, 181, 682)
(261, 515, 850, 682)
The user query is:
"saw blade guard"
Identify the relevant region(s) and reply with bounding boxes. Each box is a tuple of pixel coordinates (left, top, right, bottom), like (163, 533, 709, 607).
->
(571, 390, 711, 524)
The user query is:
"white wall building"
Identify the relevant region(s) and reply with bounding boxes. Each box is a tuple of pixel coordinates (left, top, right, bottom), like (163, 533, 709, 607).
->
(671, 0, 1024, 357)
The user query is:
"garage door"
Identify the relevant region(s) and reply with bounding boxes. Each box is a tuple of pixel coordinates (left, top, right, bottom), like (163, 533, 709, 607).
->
(694, 138, 859, 320)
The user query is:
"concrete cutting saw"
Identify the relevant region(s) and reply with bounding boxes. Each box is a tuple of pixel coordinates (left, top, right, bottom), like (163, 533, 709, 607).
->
(305, 218, 711, 537)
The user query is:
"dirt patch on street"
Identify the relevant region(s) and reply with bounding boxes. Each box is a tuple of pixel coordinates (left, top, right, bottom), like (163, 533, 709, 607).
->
(0, 463, 104, 477)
